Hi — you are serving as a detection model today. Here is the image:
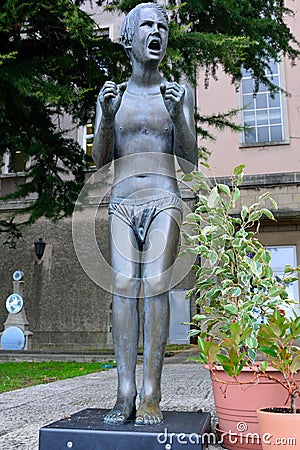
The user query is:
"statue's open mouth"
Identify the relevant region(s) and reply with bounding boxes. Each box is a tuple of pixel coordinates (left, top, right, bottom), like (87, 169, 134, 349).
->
(148, 39, 161, 51)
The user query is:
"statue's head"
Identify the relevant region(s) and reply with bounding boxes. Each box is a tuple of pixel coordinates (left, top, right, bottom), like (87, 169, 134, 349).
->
(121, 3, 169, 60)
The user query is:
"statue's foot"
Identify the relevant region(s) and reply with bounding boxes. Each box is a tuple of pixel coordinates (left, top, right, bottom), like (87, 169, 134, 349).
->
(104, 396, 136, 424)
(135, 397, 163, 425)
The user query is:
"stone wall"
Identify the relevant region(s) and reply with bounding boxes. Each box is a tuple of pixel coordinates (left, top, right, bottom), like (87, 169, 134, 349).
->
(0, 213, 112, 351)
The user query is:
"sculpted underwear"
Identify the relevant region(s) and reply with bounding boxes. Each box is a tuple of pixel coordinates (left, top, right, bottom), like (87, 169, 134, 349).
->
(108, 192, 183, 248)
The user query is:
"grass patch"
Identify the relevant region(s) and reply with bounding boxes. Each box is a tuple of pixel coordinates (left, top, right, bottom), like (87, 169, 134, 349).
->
(0, 360, 116, 394)
(166, 344, 193, 352)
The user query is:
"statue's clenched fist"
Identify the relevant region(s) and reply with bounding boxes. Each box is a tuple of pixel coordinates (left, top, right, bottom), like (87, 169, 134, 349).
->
(98, 81, 127, 121)
(160, 82, 185, 121)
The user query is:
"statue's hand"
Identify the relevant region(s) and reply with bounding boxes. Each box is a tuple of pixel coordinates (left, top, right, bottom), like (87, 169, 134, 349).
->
(98, 82, 127, 123)
(160, 82, 185, 122)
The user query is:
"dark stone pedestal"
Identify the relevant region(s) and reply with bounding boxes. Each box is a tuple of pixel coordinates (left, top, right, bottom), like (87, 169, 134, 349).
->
(39, 408, 211, 450)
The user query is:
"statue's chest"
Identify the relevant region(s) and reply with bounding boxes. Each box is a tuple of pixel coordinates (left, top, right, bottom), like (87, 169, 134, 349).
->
(115, 92, 172, 134)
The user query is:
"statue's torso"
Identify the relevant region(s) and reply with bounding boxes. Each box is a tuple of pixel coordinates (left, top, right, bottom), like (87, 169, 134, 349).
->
(111, 90, 179, 199)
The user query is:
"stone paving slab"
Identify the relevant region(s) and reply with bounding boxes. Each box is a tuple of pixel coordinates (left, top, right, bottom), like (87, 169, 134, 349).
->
(0, 362, 223, 450)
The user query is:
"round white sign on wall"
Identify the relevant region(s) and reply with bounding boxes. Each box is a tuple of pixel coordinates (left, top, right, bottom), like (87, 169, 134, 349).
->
(13, 271, 24, 281)
(6, 294, 24, 314)
(1, 326, 25, 350)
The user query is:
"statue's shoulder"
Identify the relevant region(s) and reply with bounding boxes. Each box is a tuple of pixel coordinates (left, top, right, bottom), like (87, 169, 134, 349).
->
(181, 84, 195, 107)
(182, 83, 193, 96)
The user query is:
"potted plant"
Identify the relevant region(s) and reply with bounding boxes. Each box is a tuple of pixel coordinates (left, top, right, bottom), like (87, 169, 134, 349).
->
(182, 165, 299, 449)
(256, 310, 300, 449)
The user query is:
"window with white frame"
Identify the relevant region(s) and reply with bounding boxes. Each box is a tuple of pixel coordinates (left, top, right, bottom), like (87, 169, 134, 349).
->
(241, 61, 285, 145)
(2, 149, 26, 174)
(267, 245, 299, 315)
(83, 122, 95, 167)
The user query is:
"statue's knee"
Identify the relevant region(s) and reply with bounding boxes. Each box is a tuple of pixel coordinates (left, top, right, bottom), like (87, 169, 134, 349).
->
(113, 272, 140, 297)
(143, 274, 170, 297)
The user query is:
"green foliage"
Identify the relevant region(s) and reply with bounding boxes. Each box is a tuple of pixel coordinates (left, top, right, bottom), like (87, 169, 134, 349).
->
(183, 166, 300, 381)
(0, 0, 130, 242)
(258, 311, 300, 413)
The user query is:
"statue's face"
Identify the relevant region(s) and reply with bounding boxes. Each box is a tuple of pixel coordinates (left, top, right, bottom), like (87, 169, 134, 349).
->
(131, 7, 168, 64)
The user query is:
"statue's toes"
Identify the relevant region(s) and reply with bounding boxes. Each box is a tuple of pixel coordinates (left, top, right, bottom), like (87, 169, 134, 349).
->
(104, 411, 125, 424)
(135, 412, 163, 425)
(153, 414, 163, 424)
(135, 414, 144, 424)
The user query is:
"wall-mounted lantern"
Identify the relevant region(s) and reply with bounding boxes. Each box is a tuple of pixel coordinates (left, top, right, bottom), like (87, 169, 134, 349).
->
(34, 238, 46, 260)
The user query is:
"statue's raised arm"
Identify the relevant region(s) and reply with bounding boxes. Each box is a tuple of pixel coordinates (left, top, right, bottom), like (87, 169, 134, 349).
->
(160, 81, 197, 172)
(93, 82, 126, 169)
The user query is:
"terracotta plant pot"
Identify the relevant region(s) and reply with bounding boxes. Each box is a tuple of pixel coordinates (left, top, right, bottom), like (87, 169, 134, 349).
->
(209, 366, 289, 450)
(257, 408, 299, 450)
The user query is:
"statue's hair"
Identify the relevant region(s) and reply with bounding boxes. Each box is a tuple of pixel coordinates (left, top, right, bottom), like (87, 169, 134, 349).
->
(121, 3, 169, 51)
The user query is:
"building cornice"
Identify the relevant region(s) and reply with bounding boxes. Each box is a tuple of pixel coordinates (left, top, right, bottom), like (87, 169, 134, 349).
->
(215, 172, 300, 189)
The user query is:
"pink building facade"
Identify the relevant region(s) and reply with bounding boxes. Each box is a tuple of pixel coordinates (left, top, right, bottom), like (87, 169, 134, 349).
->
(198, 0, 300, 177)
(197, 0, 300, 311)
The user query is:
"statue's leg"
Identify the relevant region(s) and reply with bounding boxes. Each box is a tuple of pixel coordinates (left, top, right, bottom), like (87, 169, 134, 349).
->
(104, 214, 141, 424)
(136, 209, 181, 425)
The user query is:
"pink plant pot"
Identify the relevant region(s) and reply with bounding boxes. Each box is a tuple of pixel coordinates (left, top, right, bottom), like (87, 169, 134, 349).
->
(257, 408, 299, 450)
(209, 366, 294, 450)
